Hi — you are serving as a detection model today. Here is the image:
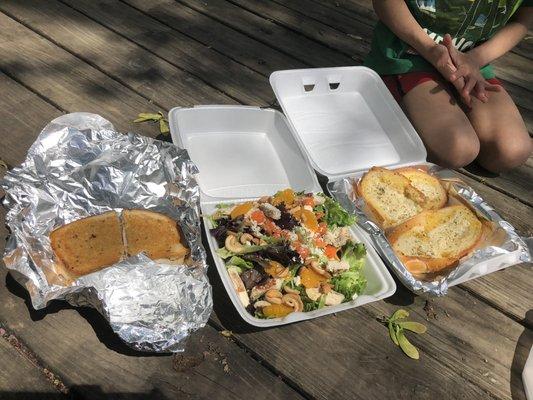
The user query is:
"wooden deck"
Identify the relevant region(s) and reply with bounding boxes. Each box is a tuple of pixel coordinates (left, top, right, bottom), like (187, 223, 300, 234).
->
(0, 1, 531, 399)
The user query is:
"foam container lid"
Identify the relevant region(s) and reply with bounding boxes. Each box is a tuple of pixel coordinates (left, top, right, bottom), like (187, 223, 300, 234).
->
(169, 105, 396, 327)
(270, 66, 427, 179)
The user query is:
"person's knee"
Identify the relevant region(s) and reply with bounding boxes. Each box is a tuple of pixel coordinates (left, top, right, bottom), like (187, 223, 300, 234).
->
(478, 134, 532, 173)
(432, 127, 480, 169)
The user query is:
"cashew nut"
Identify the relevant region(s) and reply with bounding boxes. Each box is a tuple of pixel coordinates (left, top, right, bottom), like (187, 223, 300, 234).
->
(309, 260, 331, 278)
(264, 289, 283, 304)
(282, 293, 304, 312)
(225, 235, 244, 253)
(283, 285, 300, 295)
(239, 233, 254, 245)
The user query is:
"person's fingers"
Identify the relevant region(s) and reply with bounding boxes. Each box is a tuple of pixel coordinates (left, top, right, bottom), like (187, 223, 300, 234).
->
(473, 83, 488, 103)
(485, 83, 502, 92)
(449, 65, 468, 82)
(443, 33, 453, 47)
(461, 77, 477, 106)
(462, 76, 477, 96)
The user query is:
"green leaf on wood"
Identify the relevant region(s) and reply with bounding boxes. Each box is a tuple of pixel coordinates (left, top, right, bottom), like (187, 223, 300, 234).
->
(159, 118, 170, 134)
(389, 309, 409, 322)
(133, 111, 170, 135)
(397, 321, 427, 334)
(397, 329, 419, 360)
(133, 112, 162, 123)
(388, 322, 399, 346)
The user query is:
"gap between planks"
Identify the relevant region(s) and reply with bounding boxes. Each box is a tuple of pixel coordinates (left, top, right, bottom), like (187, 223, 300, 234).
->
(0, 321, 70, 397)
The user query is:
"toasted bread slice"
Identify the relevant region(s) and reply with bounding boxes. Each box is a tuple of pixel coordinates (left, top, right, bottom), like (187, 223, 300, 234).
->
(123, 209, 189, 263)
(396, 167, 447, 210)
(387, 205, 483, 273)
(357, 167, 429, 229)
(50, 211, 123, 278)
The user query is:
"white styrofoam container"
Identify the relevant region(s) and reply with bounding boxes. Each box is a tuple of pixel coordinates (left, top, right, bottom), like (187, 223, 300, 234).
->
(270, 66, 523, 288)
(169, 105, 396, 327)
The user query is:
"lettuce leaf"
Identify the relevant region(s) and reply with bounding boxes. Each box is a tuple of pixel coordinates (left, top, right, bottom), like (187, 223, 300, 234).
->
(227, 256, 254, 270)
(314, 196, 356, 228)
(341, 242, 366, 271)
(216, 244, 267, 259)
(331, 242, 367, 299)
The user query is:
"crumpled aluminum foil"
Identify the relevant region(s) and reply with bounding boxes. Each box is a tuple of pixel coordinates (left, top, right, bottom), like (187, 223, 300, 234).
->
(1, 112, 212, 352)
(328, 166, 531, 296)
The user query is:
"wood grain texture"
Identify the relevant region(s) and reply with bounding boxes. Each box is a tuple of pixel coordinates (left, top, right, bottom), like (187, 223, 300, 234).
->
(226, 0, 372, 60)
(0, 337, 65, 398)
(0, 0, 236, 108)
(177, 0, 354, 67)
(460, 157, 533, 207)
(3, 0, 269, 106)
(0, 73, 63, 167)
(460, 263, 533, 326)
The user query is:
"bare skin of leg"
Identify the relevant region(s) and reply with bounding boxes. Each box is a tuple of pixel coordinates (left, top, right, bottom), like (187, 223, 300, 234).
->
(401, 80, 480, 168)
(466, 88, 532, 173)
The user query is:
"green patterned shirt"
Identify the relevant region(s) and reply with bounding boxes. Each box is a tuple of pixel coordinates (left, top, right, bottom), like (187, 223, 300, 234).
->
(365, 0, 532, 78)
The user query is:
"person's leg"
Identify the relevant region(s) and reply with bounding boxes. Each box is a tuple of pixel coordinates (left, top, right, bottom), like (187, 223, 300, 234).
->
(401, 79, 480, 168)
(466, 86, 532, 173)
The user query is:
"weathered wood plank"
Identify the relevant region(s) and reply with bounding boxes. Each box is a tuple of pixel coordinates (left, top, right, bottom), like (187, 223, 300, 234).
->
(177, 0, 354, 67)
(4, 0, 270, 106)
(460, 263, 533, 326)
(0, 73, 63, 167)
(0, 16, 164, 138)
(0, 335, 65, 398)
(227, 0, 371, 60)
(0, 0, 239, 108)
(123, 0, 306, 76)
(460, 157, 533, 207)
(0, 75, 305, 400)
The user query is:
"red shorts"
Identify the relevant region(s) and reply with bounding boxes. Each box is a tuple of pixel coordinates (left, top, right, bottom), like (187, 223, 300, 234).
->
(381, 72, 502, 103)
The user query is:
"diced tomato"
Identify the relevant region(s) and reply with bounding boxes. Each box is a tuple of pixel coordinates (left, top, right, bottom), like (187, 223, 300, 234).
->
(317, 222, 327, 235)
(314, 237, 326, 248)
(263, 219, 281, 235)
(250, 210, 266, 224)
(324, 245, 339, 259)
(296, 246, 310, 259)
(301, 197, 314, 207)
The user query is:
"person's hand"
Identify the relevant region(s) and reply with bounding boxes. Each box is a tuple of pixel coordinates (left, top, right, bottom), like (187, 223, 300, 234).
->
(442, 34, 501, 106)
(422, 41, 466, 95)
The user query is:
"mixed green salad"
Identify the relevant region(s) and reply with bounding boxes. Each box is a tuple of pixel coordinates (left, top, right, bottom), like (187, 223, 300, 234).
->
(209, 189, 367, 319)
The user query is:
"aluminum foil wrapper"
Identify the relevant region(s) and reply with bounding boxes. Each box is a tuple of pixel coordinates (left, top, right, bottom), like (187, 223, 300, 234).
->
(1, 113, 212, 352)
(328, 166, 531, 296)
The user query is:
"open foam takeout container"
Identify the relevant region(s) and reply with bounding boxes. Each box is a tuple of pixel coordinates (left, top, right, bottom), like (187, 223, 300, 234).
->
(270, 66, 528, 295)
(169, 105, 396, 326)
